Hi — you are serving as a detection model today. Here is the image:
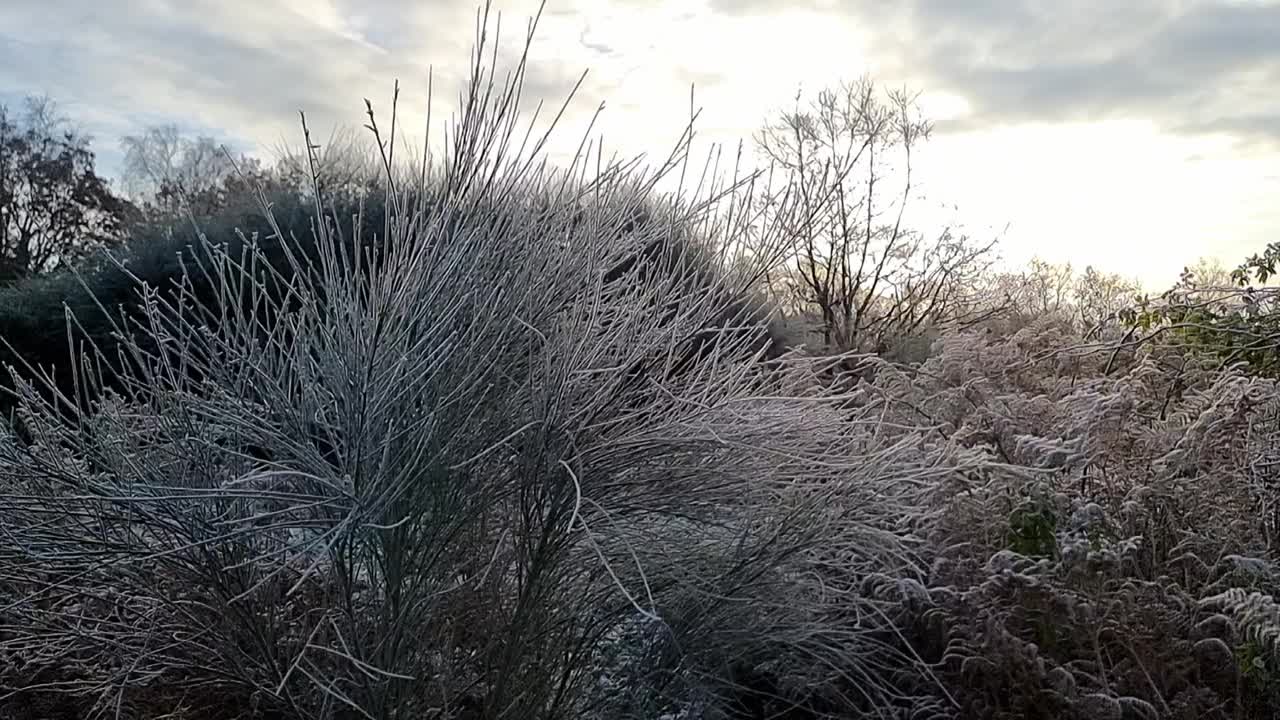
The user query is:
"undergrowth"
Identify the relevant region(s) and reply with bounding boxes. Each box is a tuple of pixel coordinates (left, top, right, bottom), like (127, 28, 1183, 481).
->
(845, 316, 1280, 718)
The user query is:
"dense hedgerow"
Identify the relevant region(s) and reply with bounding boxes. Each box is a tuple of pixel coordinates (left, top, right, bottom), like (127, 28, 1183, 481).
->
(0, 187, 388, 421)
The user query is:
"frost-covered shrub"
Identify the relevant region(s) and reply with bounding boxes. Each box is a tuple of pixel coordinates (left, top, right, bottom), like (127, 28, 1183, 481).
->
(0, 7, 960, 720)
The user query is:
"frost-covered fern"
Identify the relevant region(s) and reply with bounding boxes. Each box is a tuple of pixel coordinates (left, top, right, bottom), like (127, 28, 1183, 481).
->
(853, 316, 1280, 717)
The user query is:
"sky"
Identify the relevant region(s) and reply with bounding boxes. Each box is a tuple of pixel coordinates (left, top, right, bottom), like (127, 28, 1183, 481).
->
(1, 0, 1277, 289)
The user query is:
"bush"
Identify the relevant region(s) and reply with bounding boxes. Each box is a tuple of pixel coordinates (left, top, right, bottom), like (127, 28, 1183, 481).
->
(0, 7, 956, 719)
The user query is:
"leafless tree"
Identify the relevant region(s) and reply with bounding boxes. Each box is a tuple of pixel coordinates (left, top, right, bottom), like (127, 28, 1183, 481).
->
(120, 124, 267, 216)
(755, 77, 995, 353)
(966, 258, 1139, 338)
(1021, 258, 1076, 317)
(1073, 264, 1140, 333)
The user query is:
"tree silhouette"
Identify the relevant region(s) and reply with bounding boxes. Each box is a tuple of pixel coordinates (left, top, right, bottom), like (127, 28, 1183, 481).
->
(0, 95, 135, 284)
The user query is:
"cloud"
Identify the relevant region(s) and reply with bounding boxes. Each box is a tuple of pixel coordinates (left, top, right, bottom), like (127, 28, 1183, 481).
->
(0, 0, 859, 178)
(709, 0, 1280, 147)
(0, 0, 490, 175)
(690, 0, 1280, 288)
(3, 0, 723, 183)
(5, 0, 1277, 166)
(1, 0, 1277, 288)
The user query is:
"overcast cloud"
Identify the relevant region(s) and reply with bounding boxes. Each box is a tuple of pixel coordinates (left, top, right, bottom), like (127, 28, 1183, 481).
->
(2, 0, 1277, 286)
